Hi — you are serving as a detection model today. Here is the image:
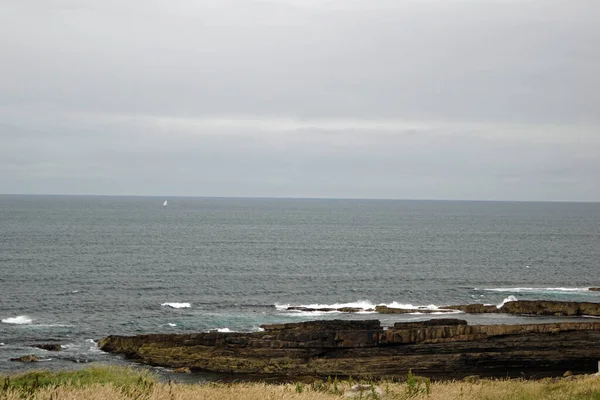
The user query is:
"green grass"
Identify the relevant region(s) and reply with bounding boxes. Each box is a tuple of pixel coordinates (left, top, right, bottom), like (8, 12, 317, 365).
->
(1, 366, 600, 400)
(0, 365, 157, 391)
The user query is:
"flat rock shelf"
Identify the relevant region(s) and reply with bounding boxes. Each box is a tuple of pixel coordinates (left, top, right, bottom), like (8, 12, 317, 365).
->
(99, 316, 600, 380)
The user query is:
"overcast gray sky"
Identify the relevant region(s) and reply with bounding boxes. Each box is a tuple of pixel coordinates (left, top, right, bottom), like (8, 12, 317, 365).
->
(1, 0, 599, 201)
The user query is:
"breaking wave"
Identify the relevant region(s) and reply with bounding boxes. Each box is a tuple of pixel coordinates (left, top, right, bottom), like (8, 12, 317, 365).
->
(161, 303, 191, 309)
(483, 287, 591, 294)
(275, 300, 376, 311)
(1, 315, 32, 325)
(276, 300, 454, 314)
(497, 295, 518, 308)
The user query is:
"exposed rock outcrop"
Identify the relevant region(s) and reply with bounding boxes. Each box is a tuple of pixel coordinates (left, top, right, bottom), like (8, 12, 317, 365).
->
(500, 300, 600, 316)
(442, 300, 600, 316)
(441, 304, 499, 313)
(589, 288, 600, 292)
(31, 343, 62, 351)
(287, 306, 369, 313)
(99, 319, 600, 379)
(288, 300, 600, 317)
(392, 318, 467, 329)
(374, 306, 454, 314)
(10, 355, 40, 363)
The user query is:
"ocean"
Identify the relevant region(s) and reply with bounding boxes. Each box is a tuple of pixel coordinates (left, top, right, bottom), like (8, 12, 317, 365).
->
(1, 195, 599, 379)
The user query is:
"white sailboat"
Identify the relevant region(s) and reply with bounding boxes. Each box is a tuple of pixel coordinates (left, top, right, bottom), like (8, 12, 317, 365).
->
(162, 200, 168, 207)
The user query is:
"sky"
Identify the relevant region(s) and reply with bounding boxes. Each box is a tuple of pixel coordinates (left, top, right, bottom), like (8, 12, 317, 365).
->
(1, 0, 599, 201)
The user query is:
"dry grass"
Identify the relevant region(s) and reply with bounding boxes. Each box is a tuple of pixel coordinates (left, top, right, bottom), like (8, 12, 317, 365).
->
(422, 376, 600, 400)
(2, 367, 600, 400)
(0, 381, 336, 400)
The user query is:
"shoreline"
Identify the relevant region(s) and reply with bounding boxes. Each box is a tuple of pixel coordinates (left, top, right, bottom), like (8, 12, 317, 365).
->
(99, 309, 600, 380)
(6, 300, 600, 381)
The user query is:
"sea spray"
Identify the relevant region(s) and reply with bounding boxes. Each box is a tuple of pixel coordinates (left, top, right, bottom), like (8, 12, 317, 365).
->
(161, 303, 191, 309)
(1, 315, 32, 324)
(497, 295, 518, 309)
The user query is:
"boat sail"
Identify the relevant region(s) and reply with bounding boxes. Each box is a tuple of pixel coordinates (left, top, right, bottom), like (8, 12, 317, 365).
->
(162, 200, 168, 207)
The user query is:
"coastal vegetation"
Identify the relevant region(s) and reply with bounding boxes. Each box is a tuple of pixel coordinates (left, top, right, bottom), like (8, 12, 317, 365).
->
(2, 366, 600, 400)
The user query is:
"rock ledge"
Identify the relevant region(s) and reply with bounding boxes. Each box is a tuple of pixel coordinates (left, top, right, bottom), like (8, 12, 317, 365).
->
(99, 319, 600, 379)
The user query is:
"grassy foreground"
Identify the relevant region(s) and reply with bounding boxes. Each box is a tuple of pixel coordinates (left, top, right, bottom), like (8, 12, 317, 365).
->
(2, 366, 600, 400)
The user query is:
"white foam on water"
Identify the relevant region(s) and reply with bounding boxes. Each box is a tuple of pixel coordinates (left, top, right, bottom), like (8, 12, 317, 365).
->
(217, 328, 232, 333)
(2, 316, 32, 325)
(277, 300, 447, 313)
(431, 310, 463, 315)
(86, 339, 103, 353)
(387, 302, 442, 310)
(497, 295, 518, 308)
(286, 311, 334, 317)
(161, 302, 191, 309)
(64, 339, 101, 354)
(277, 300, 377, 310)
(483, 287, 590, 293)
(168, 323, 177, 327)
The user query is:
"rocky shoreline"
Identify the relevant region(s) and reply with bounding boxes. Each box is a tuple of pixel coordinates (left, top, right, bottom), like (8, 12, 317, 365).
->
(99, 300, 600, 380)
(292, 299, 600, 316)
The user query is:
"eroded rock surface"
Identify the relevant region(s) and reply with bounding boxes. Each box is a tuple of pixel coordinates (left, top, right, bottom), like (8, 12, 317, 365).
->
(287, 300, 600, 317)
(287, 307, 369, 313)
(443, 300, 600, 316)
(99, 319, 600, 379)
(32, 343, 62, 351)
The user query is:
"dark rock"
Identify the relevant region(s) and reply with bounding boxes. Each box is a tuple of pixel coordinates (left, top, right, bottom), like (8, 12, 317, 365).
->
(260, 319, 381, 331)
(589, 288, 600, 292)
(375, 306, 455, 314)
(287, 307, 336, 312)
(10, 355, 40, 363)
(441, 304, 498, 313)
(287, 306, 364, 313)
(440, 300, 600, 316)
(99, 319, 600, 379)
(32, 344, 62, 351)
(500, 300, 600, 316)
(394, 319, 468, 329)
(337, 307, 362, 313)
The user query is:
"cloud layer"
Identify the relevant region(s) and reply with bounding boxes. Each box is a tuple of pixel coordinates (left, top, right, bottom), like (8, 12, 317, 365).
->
(1, 0, 599, 200)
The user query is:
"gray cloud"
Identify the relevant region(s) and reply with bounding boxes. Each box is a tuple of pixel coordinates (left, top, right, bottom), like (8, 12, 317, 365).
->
(1, 0, 599, 200)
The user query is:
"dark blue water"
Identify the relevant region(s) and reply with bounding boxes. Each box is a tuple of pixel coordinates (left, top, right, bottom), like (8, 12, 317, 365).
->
(1, 195, 599, 376)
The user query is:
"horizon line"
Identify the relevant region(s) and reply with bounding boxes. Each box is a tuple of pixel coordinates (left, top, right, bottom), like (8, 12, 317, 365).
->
(0, 193, 598, 205)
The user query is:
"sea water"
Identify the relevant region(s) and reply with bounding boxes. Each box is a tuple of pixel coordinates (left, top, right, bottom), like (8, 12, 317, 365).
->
(1, 195, 599, 377)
